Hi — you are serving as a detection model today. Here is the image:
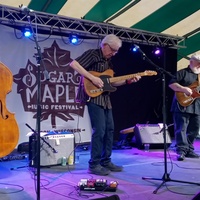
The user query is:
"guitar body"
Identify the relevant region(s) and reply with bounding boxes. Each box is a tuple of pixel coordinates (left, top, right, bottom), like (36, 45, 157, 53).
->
(83, 69, 117, 97)
(83, 69, 157, 97)
(176, 81, 200, 107)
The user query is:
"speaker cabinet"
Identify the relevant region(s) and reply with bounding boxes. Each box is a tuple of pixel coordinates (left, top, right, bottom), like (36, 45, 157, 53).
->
(29, 134, 74, 167)
(134, 124, 171, 149)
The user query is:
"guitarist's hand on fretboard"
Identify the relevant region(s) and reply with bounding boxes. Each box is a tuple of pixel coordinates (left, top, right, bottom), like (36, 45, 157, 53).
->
(126, 75, 141, 84)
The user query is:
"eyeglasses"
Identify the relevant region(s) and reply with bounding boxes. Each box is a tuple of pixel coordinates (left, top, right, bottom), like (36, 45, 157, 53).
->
(107, 44, 118, 53)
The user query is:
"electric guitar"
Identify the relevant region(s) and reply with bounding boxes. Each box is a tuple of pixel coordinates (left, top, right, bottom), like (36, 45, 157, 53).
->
(175, 81, 200, 106)
(83, 69, 157, 97)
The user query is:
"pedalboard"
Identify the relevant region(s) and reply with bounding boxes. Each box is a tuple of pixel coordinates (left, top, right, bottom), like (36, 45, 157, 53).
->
(78, 179, 118, 192)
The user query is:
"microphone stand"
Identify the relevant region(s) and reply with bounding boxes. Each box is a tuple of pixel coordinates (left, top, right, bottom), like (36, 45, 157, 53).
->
(135, 45, 200, 193)
(25, 12, 49, 200)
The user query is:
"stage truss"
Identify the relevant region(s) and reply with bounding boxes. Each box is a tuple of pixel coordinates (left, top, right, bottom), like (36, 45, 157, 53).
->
(0, 4, 184, 48)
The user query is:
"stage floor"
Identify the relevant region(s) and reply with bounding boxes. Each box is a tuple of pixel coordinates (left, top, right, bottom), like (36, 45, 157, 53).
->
(1, 139, 200, 200)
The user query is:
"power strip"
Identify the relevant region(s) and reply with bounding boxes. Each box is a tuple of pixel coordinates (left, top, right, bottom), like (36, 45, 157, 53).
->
(78, 179, 118, 192)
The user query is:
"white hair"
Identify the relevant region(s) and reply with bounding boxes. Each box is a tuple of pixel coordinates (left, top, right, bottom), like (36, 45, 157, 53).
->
(191, 53, 200, 62)
(101, 34, 122, 49)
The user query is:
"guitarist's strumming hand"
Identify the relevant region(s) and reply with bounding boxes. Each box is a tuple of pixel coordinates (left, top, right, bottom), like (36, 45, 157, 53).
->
(182, 87, 193, 96)
(169, 82, 193, 96)
(91, 76, 104, 88)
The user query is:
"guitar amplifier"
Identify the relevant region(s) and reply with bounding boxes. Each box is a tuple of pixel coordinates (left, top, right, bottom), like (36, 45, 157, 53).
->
(134, 124, 172, 149)
(29, 133, 74, 167)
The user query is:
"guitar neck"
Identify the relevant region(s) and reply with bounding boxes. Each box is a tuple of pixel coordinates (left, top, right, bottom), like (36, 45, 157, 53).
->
(109, 72, 147, 83)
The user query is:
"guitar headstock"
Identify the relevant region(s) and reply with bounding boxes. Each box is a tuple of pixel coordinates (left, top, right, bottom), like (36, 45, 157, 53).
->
(143, 70, 157, 76)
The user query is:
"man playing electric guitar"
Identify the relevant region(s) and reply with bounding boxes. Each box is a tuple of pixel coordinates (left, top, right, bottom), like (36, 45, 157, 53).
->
(70, 34, 142, 176)
(169, 53, 200, 161)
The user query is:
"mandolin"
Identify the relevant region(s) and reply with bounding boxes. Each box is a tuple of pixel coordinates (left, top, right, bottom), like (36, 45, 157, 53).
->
(83, 69, 157, 97)
(0, 62, 19, 158)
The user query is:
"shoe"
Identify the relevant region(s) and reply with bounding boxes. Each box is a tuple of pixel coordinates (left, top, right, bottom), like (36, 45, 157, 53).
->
(102, 162, 123, 172)
(88, 164, 110, 176)
(177, 153, 185, 161)
(185, 151, 200, 158)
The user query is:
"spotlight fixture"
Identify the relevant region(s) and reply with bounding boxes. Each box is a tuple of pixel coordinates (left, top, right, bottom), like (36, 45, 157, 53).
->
(153, 47, 161, 55)
(22, 27, 32, 37)
(130, 44, 139, 52)
(69, 34, 79, 45)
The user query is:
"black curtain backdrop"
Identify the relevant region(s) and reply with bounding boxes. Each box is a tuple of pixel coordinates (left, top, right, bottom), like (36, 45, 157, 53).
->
(111, 42, 177, 141)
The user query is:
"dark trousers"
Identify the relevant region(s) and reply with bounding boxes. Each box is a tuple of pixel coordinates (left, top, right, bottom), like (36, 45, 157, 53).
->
(87, 102, 114, 167)
(173, 112, 200, 154)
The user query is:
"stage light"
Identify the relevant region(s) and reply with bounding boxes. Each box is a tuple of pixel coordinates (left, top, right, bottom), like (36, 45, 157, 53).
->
(153, 47, 161, 55)
(132, 47, 138, 52)
(22, 28, 32, 37)
(130, 44, 139, 52)
(69, 34, 79, 44)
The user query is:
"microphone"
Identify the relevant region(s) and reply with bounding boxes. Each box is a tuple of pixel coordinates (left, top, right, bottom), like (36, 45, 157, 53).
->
(20, 5, 33, 14)
(133, 44, 140, 50)
(133, 44, 146, 57)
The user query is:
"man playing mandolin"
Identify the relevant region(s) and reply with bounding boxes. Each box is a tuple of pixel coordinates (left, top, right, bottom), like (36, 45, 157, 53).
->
(169, 53, 200, 161)
(70, 34, 141, 175)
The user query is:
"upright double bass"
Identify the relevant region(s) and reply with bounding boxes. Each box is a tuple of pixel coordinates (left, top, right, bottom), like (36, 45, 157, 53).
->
(0, 62, 19, 158)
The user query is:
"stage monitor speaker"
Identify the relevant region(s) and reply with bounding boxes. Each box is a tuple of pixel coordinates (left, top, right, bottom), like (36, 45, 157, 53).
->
(29, 133, 74, 167)
(134, 124, 171, 149)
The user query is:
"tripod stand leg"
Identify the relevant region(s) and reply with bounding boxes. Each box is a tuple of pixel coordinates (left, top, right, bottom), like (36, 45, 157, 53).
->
(153, 181, 165, 194)
(142, 173, 170, 194)
(10, 165, 29, 170)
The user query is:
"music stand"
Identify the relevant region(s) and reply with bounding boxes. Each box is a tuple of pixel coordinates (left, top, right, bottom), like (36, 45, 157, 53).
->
(135, 45, 200, 193)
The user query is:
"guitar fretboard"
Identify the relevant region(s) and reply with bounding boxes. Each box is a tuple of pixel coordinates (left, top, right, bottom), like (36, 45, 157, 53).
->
(109, 71, 156, 83)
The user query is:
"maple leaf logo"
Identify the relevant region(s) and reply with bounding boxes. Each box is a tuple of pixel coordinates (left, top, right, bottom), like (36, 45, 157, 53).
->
(13, 40, 84, 128)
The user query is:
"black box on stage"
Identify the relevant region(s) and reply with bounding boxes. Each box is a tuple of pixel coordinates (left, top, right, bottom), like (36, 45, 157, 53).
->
(29, 133, 74, 167)
(134, 124, 171, 149)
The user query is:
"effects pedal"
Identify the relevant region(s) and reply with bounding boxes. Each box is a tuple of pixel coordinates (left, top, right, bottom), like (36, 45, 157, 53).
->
(78, 178, 118, 192)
